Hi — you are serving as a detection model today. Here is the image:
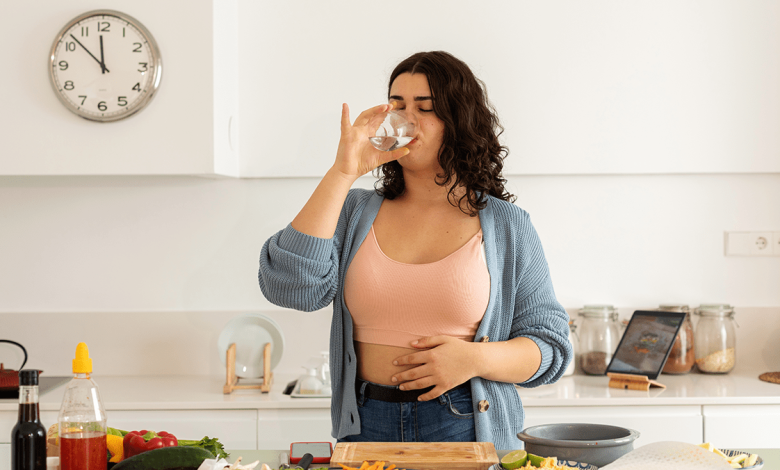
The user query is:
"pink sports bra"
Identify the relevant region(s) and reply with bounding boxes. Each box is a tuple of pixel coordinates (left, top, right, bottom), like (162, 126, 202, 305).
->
(344, 225, 490, 348)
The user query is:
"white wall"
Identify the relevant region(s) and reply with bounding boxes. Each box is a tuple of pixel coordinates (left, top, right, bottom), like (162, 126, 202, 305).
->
(1, 1, 779, 377)
(1, 173, 778, 375)
(0, 174, 778, 312)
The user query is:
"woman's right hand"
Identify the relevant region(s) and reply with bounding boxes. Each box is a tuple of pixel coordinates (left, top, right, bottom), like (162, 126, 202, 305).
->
(332, 103, 410, 181)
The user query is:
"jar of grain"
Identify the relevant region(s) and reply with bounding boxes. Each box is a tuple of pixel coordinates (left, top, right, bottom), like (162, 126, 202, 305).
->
(659, 304, 695, 374)
(578, 305, 621, 375)
(693, 304, 737, 374)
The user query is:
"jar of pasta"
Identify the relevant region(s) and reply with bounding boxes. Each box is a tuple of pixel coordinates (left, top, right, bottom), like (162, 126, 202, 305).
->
(578, 305, 621, 375)
(659, 304, 695, 374)
(693, 304, 737, 374)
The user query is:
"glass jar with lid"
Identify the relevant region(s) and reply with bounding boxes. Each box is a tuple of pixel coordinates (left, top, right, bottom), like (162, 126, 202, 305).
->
(659, 304, 695, 374)
(693, 304, 737, 374)
(578, 305, 621, 375)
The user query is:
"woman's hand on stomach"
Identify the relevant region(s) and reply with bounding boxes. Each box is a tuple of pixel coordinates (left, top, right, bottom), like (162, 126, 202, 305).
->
(356, 342, 420, 386)
(390, 336, 479, 401)
(356, 336, 479, 402)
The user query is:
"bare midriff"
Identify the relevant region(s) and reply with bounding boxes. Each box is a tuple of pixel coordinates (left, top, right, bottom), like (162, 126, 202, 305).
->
(352, 196, 482, 387)
(355, 341, 424, 386)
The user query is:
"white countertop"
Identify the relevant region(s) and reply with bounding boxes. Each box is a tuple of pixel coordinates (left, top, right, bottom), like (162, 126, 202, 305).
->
(516, 368, 780, 406)
(1, 369, 778, 412)
(0, 374, 331, 412)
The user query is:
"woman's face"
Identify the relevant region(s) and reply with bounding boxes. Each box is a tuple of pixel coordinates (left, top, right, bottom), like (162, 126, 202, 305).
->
(388, 73, 445, 172)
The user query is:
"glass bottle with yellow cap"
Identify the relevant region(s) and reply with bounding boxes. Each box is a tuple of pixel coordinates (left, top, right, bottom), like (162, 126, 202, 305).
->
(57, 343, 107, 470)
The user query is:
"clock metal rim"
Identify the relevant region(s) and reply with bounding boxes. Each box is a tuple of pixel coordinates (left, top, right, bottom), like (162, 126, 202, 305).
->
(49, 9, 163, 123)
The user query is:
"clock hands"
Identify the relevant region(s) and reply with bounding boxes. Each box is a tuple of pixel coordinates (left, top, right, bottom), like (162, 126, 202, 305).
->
(69, 34, 109, 73)
(99, 35, 107, 74)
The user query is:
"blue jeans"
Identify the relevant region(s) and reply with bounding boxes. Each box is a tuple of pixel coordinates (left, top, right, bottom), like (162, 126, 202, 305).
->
(338, 380, 476, 442)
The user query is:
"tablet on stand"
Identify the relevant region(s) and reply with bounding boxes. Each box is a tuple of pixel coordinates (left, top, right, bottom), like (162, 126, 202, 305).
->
(605, 310, 687, 391)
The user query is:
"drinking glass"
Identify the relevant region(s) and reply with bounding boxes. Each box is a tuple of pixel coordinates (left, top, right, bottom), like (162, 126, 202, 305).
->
(368, 110, 416, 151)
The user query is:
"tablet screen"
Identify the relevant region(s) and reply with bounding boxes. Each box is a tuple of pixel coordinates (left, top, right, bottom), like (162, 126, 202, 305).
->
(605, 310, 686, 380)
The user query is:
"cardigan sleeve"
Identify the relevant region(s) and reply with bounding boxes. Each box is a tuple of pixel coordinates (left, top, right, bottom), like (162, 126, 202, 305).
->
(257, 190, 365, 312)
(257, 223, 341, 312)
(509, 213, 573, 387)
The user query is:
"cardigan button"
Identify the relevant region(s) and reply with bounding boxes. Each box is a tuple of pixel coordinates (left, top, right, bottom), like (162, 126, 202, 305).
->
(480, 336, 490, 343)
(478, 400, 490, 412)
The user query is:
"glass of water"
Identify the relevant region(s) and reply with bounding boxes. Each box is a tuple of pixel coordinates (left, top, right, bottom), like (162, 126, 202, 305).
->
(368, 110, 416, 151)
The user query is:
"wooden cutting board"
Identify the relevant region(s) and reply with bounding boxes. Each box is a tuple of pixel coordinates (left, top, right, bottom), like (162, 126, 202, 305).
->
(331, 442, 499, 470)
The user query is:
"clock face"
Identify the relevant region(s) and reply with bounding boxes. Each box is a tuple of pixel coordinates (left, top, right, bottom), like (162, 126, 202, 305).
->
(49, 10, 162, 122)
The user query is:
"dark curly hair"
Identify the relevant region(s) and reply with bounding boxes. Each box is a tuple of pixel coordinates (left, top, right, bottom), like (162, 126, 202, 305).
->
(374, 51, 515, 216)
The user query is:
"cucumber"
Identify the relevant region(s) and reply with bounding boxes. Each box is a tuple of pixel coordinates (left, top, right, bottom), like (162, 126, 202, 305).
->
(112, 446, 214, 470)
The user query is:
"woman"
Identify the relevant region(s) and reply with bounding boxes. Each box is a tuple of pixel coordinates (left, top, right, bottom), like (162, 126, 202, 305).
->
(259, 51, 572, 450)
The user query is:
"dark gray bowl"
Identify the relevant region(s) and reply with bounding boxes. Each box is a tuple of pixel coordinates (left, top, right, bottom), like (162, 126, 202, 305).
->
(517, 423, 640, 467)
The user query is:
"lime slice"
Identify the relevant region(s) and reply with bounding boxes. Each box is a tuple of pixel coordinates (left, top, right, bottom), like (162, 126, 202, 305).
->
(500, 450, 528, 470)
(527, 453, 546, 468)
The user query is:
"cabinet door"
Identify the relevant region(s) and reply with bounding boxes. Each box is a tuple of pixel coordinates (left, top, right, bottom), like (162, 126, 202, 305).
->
(0, 443, 9, 470)
(108, 410, 257, 450)
(3, 1, 238, 177)
(0, 413, 14, 445)
(258, 409, 334, 450)
(703, 404, 780, 448)
(524, 405, 702, 446)
(0, 411, 58, 444)
(0, 410, 57, 470)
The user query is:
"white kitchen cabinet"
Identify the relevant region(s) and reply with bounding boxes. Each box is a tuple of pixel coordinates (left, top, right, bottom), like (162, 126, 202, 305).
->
(0, 411, 56, 470)
(108, 409, 257, 450)
(1, 408, 257, 458)
(0, 410, 58, 444)
(0, 444, 9, 470)
(523, 405, 703, 447)
(257, 408, 335, 450)
(2, 1, 238, 176)
(238, 2, 780, 177)
(0, 411, 17, 444)
(703, 404, 780, 448)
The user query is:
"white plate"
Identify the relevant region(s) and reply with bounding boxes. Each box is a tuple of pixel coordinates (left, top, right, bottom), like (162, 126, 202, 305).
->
(217, 313, 284, 378)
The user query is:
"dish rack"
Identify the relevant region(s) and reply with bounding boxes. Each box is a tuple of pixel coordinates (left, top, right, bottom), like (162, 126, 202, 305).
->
(223, 342, 273, 394)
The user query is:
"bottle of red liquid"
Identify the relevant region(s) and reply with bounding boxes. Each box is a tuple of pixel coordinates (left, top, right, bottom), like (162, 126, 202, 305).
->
(12, 370, 47, 470)
(58, 343, 107, 470)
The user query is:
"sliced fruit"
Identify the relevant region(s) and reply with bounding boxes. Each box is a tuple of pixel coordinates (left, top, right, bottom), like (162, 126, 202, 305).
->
(729, 454, 747, 464)
(713, 448, 729, 459)
(744, 454, 759, 467)
(527, 453, 546, 467)
(500, 450, 528, 470)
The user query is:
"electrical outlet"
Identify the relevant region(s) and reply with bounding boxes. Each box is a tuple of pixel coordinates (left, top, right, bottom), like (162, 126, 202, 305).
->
(749, 232, 774, 256)
(774, 232, 780, 256)
(725, 231, 780, 256)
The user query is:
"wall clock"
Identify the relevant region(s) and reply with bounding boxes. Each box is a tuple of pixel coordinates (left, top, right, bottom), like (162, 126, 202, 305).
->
(49, 10, 162, 122)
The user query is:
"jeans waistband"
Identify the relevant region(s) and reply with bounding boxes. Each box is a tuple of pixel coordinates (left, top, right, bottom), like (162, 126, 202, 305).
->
(355, 378, 470, 403)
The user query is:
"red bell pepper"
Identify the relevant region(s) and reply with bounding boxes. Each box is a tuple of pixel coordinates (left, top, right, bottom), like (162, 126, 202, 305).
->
(123, 430, 179, 459)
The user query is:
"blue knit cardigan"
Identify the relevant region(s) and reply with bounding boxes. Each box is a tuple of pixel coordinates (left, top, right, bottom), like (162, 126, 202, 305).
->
(258, 189, 572, 450)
